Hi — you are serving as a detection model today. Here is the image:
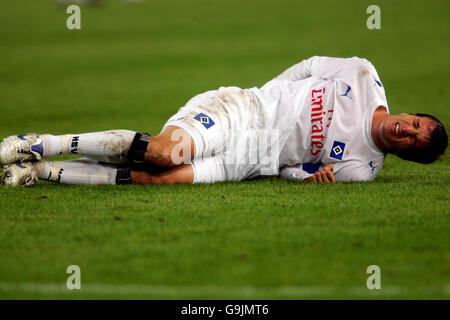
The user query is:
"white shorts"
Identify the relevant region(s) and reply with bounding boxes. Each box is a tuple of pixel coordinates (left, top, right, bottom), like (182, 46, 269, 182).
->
(164, 86, 280, 183)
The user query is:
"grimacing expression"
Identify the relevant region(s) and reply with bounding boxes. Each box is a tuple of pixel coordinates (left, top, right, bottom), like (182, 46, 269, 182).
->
(378, 113, 435, 154)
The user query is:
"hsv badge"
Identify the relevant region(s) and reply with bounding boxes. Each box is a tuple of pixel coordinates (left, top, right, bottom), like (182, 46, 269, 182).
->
(194, 113, 215, 129)
(330, 141, 346, 160)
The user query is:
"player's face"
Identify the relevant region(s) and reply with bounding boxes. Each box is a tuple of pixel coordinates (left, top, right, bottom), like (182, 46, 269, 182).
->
(378, 113, 435, 154)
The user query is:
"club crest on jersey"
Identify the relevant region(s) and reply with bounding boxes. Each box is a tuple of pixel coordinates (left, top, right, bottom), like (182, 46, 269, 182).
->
(194, 113, 215, 129)
(330, 141, 346, 160)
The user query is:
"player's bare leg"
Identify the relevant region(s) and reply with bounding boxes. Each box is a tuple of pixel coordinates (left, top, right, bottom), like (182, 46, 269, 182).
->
(142, 126, 195, 168)
(131, 164, 194, 185)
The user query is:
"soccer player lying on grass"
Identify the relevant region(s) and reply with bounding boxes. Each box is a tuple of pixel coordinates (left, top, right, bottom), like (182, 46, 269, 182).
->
(0, 56, 447, 186)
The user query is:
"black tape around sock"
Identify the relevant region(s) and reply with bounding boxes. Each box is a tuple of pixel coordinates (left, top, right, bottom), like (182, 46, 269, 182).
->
(128, 132, 151, 162)
(116, 167, 132, 185)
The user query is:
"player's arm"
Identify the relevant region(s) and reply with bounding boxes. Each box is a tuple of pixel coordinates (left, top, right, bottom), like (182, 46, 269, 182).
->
(333, 160, 382, 182)
(276, 56, 376, 83)
(275, 57, 315, 81)
(279, 163, 336, 183)
(280, 160, 379, 183)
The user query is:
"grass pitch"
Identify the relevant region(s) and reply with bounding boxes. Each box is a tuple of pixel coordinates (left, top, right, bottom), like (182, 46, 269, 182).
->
(0, 0, 449, 299)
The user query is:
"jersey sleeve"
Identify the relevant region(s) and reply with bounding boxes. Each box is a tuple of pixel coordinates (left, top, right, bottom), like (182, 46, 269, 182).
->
(275, 57, 314, 81)
(279, 166, 313, 180)
(280, 160, 383, 182)
(332, 160, 381, 182)
(276, 56, 380, 84)
(279, 163, 321, 180)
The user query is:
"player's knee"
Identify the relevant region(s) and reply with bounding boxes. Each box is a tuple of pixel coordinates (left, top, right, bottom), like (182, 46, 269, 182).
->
(144, 136, 173, 167)
(146, 136, 188, 167)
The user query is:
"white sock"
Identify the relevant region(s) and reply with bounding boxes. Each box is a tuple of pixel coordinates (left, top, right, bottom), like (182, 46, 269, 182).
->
(34, 159, 118, 185)
(42, 134, 63, 157)
(41, 130, 136, 162)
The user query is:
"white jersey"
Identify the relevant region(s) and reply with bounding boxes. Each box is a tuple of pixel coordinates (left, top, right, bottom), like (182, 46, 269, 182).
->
(248, 56, 389, 181)
(165, 56, 389, 183)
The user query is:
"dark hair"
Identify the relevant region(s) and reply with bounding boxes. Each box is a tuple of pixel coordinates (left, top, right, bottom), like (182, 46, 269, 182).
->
(396, 113, 448, 164)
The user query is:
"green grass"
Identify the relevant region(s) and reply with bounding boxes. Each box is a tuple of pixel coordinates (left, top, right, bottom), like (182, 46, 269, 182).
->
(0, 0, 449, 299)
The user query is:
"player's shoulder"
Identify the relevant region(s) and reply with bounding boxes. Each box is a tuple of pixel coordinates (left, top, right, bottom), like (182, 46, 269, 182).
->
(345, 56, 375, 66)
(340, 57, 384, 92)
(343, 56, 378, 75)
(313, 55, 375, 66)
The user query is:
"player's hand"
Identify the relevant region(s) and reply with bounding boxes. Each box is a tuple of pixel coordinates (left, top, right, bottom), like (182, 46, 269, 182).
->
(305, 164, 336, 183)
